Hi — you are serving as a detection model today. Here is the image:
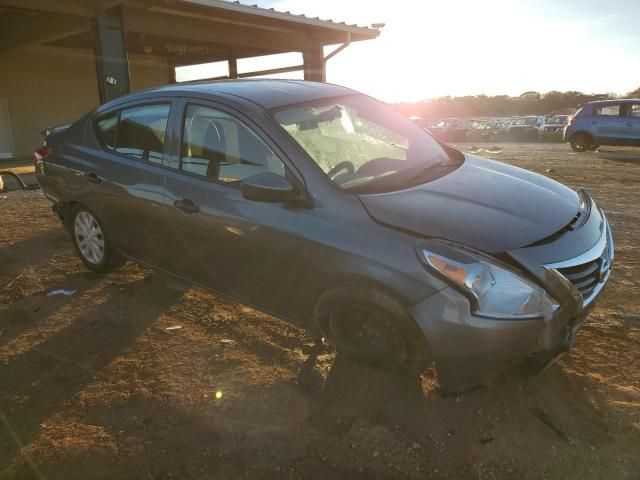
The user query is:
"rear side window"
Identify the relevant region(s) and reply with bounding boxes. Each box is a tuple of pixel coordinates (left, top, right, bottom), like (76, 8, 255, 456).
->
(95, 104, 170, 165)
(595, 105, 620, 116)
(629, 104, 640, 117)
(96, 113, 117, 148)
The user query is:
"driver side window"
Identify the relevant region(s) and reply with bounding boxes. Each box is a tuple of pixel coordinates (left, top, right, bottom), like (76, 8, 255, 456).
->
(180, 104, 285, 183)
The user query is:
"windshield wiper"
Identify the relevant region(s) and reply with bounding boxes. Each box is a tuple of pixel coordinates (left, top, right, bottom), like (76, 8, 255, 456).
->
(345, 162, 455, 194)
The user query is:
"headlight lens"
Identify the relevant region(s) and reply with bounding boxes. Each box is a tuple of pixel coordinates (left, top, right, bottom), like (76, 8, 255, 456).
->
(420, 243, 558, 320)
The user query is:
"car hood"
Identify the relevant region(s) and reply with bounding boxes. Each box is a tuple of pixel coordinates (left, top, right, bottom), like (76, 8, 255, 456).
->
(358, 155, 580, 253)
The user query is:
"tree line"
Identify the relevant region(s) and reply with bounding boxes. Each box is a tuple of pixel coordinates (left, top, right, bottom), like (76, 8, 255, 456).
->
(393, 86, 640, 120)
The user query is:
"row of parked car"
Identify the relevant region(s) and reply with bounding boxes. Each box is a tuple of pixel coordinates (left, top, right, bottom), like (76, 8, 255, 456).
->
(424, 115, 570, 143)
(423, 99, 640, 151)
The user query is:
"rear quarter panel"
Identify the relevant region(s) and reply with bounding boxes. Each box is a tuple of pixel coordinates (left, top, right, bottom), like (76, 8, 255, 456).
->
(36, 116, 95, 208)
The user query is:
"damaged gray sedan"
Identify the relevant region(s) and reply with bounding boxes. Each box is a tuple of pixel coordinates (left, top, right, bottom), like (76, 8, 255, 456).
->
(35, 80, 613, 389)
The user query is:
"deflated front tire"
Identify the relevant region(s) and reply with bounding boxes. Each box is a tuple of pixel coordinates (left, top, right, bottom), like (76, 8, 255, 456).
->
(314, 284, 432, 376)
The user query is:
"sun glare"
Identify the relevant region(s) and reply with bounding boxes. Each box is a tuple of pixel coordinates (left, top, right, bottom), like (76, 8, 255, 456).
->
(252, 0, 640, 102)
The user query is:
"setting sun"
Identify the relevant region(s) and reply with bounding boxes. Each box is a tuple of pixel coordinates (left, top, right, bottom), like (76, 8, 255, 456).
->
(177, 0, 640, 102)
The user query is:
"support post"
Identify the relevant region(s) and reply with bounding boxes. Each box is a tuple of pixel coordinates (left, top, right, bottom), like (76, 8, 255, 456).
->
(303, 43, 326, 82)
(228, 57, 238, 79)
(91, 5, 131, 104)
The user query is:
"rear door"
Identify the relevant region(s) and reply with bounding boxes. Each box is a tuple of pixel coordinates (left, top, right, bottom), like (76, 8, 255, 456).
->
(83, 100, 174, 264)
(592, 103, 626, 143)
(160, 99, 309, 311)
(623, 103, 640, 145)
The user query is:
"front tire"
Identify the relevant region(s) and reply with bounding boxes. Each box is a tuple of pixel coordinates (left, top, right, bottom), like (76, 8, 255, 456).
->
(570, 132, 593, 152)
(70, 205, 124, 273)
(315, 285, 431, 376)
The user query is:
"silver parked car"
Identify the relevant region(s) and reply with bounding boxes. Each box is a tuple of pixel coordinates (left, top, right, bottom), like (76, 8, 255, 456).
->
(564, 99, 640, 151)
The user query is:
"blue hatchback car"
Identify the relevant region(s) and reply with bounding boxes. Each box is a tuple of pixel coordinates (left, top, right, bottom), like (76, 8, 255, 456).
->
(564, 99, 640, 151)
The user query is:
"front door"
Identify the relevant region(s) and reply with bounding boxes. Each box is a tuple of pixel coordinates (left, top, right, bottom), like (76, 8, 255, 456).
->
(160, 101, 309, 312)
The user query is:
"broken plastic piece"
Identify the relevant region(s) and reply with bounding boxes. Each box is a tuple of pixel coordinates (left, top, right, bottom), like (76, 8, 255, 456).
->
(47, 289, 76, 297)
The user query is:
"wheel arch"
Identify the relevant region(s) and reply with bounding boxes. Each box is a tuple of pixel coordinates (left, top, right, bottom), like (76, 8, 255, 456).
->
(570, 130, 595, 143)
(313, 276, 433, 373)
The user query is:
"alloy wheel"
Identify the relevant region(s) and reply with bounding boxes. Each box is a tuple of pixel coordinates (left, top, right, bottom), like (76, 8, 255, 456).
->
(74, 211, 105, 265)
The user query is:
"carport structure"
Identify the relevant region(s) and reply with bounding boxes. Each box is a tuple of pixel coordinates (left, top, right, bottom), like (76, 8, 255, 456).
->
(0, 0, 380, 158)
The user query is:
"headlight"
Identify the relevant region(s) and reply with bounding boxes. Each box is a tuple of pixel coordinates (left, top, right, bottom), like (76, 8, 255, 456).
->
(419, 242, 558, 320)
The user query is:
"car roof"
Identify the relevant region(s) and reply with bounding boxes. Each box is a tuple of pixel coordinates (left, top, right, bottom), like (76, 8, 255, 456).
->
(585, 98, 640, 106)
(101, 79, 358, 111)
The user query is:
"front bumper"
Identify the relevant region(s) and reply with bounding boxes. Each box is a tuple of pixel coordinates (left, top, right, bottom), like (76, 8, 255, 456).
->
(563, 126, 575, 142)
(539, 129, 563, 140)
(410, 203, 613, 389)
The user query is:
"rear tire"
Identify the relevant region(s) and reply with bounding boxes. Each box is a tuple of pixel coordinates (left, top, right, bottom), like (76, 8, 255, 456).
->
(570, 132, 593, 152)
(70, 204, 124, 273)
(315, 284, 431, 376)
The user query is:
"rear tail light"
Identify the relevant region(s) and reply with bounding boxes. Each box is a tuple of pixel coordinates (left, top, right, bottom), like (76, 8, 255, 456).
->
(34, 146, 51, 168)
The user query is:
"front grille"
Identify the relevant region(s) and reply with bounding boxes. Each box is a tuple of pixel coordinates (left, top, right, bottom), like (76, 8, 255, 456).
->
(546, 211, 613, 307)
(556, 260, 601, 300)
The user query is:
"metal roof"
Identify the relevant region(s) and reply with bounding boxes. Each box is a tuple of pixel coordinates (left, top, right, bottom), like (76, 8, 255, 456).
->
(182, 0, 382, 38)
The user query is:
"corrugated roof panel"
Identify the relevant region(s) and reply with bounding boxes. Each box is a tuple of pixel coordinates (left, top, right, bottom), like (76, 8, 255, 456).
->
(181, 0, 381, 37)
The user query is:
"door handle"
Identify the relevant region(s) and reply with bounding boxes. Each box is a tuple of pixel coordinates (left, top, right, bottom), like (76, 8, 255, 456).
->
(174, 198, 199, 214)
(591, 121, 599, 125)
(84, 172, 101, 184)
(626, 123, 634, 127)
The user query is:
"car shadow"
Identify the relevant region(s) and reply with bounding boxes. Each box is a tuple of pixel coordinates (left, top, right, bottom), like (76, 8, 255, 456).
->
(0, 228, 71, 285)
(0, 272, 183, 474)
(0, 270, 109, 350)
(596, 148, 640, 162)
(297, 348, 426, 434)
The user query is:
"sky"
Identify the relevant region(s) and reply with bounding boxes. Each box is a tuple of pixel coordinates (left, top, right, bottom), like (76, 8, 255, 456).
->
(176, 0, 640, 103)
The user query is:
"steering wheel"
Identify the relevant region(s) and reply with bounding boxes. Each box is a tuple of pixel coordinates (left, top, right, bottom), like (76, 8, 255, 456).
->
(326, 161, 355, 179)
(356, 157, 404, 177)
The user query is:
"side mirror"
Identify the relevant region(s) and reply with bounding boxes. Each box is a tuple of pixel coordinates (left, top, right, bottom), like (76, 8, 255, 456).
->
(241, 172, 297, 203)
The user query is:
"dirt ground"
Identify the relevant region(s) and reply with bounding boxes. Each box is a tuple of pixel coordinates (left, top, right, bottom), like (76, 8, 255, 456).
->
(1, 143, 639, 480)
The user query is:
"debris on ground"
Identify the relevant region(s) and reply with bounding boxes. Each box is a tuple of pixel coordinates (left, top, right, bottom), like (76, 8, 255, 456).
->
(164, 325, 183, 331)
(220, 338, 236, 346)
(46, 289, 76, 297)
